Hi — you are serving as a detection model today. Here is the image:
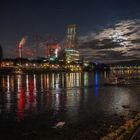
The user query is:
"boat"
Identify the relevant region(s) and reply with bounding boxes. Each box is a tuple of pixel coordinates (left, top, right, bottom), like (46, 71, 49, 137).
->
(104, 76, 129, 86)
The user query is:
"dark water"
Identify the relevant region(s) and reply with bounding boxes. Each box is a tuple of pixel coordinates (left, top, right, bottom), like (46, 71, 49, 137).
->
(0, 71, 140, 139)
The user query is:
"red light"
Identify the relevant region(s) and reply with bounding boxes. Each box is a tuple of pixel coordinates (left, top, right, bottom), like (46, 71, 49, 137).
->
(17, 88, 25, 122)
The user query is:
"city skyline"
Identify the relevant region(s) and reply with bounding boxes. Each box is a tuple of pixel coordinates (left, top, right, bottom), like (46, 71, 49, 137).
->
(0, 0, 140, 62)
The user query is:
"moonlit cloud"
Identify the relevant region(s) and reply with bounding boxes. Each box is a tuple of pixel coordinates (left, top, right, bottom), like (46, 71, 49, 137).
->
(79, 19, 140, 62)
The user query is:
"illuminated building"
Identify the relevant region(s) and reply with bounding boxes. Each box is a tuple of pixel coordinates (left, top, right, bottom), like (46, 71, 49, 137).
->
(66, 24, 77, 48)
(45, 43, 61, 61)
(64, 48, 80, 63)
(60, 24, 79, 63)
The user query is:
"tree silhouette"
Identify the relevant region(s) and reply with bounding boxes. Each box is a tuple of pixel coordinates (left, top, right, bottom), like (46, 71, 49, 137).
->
(0, 44, 3, 59)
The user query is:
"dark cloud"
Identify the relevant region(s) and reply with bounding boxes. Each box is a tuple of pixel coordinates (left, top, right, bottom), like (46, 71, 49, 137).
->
(79, 19, 140, 62)
(131, 39, 140, 43)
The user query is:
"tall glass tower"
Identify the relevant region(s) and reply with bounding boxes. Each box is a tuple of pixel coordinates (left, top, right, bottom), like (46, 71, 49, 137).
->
(66, 24, 77, 48)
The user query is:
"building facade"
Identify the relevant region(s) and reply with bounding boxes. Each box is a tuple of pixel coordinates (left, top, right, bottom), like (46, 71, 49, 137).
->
(66, 24, 77, 49)
(64, 48, 80, 63)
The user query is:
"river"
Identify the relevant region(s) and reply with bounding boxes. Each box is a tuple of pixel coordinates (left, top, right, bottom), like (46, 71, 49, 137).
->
(0, 71, 140, 140)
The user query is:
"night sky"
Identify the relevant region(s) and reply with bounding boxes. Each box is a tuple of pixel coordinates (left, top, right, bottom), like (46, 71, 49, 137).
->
(0, 0, 140, 61)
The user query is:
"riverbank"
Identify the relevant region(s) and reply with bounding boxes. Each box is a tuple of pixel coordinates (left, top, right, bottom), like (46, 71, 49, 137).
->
(2, 112, 139, 140)
(101, 112, 140, 140)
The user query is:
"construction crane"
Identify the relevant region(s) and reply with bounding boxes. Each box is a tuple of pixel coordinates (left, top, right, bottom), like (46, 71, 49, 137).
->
(18, 36, 28, 58)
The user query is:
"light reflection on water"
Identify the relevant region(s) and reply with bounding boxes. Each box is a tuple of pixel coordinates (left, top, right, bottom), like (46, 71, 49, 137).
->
(0, 71, 140, 126)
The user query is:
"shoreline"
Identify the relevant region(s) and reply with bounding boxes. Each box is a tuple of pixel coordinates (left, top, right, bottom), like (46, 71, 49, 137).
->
(101, 112, 140, 140)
